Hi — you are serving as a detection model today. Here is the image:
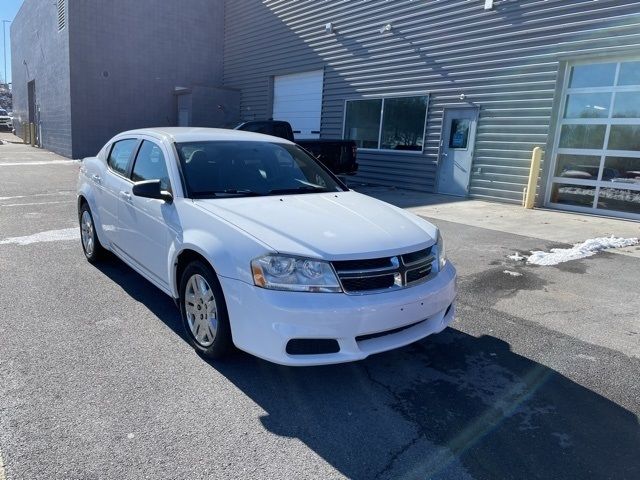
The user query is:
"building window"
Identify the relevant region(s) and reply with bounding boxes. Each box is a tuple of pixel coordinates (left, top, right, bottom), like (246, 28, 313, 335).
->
(57, 0, 66, 31)
(344, 95, 429, 152)
(548, 60, 640, 218)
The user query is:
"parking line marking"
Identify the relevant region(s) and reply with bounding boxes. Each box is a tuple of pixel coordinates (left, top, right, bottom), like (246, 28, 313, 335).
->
(0, 200, 75, 208)
(0, 192, 74, 201)
(0, 227, 79, 246)
(0, 160, 78, 166)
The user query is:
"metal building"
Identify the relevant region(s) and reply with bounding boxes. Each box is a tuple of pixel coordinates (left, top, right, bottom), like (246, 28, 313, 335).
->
(224, 0, 640, 220)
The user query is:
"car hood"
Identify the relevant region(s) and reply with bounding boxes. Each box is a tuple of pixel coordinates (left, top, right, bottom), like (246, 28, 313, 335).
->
(194, 191, 437, 259)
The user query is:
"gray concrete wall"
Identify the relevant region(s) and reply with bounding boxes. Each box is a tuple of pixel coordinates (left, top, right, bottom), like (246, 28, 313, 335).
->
(69, 0, 225, 158)
(11, 0, 72, 157)
(224, 0, 640, 202)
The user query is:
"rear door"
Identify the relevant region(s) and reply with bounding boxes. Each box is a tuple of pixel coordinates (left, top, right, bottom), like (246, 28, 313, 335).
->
(273, 70, 323, 140)
(98, 138, 139, 246)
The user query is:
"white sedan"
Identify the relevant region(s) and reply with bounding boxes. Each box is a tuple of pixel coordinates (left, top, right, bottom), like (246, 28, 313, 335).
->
(77, 128, 456, 366)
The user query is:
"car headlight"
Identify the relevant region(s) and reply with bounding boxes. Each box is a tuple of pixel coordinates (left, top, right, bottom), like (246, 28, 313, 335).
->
(251, 255, 342, 293)
(436, 230, 446, 270)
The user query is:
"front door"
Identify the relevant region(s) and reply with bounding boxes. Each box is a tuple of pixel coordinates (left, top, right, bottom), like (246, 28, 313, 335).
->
(437, 107, 479, 196)
(118, 139, 176, 288)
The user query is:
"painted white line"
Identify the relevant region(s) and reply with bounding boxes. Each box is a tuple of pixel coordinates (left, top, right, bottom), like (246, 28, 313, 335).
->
(0, 227, 79, 246)
(0, 160, 78, 166)
(0, 200, 75, 208)
(0, 150, 57, 154)
(0, 192, 74, 201)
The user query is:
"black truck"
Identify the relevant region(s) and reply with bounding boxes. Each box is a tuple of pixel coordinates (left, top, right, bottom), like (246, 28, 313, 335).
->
(234, 120, 358, 176)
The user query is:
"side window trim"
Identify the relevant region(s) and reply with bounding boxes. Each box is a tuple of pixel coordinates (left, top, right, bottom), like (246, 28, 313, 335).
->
(126, 140, 144, 180)
(106, 138, 141, 181)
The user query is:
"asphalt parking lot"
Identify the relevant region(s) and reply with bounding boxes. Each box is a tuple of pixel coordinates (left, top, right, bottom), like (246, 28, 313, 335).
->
(0, 141, 639, 480)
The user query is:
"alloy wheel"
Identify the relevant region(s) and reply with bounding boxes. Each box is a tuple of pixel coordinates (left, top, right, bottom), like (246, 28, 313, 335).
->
(184, 274, 218, 347)
(81, 210, 95, 257)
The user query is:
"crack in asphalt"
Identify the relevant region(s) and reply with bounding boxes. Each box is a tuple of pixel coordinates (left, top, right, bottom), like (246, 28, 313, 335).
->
(373, 434, 422, 480)
(361, 363, 429, 480)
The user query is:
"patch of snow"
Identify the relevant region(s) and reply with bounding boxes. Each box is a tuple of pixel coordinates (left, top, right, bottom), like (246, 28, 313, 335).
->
(0, 227, 79, 246)
(503, 270, 523, 277)
(508, 252, 526, 261)
(527, 236, 639, 266)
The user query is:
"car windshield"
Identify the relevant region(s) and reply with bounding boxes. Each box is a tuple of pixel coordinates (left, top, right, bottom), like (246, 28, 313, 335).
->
(175, 141, 346, 198)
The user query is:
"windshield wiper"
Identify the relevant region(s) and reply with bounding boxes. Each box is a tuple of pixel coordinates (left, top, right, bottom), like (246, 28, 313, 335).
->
(268, 186, 331, 195)
(193, 189, 266, 198)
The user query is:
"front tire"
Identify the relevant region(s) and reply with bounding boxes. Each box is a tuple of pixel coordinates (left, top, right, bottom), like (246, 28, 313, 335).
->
(79, 203, 103, 263)
(179, 261, 233, 360)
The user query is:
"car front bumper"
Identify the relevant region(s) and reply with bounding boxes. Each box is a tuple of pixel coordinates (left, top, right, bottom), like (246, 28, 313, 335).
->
(220, 261, 457, 366)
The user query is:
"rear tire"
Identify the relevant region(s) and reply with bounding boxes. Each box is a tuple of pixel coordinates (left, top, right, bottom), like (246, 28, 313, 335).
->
(79, 203, 104, 263)
(179, 260, 233, 360)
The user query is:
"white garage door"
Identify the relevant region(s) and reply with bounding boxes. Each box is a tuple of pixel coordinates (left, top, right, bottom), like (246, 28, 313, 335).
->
(273, 70, 323, 140)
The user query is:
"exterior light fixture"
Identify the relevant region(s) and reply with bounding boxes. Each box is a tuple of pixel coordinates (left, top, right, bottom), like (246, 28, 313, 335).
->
(325, 22, 334, 33)
(380, 23, 392, 34)
(484, 0, 494, 9)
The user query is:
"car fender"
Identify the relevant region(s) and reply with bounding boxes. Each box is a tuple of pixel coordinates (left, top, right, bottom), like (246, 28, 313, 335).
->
(168, 228, 268, 299)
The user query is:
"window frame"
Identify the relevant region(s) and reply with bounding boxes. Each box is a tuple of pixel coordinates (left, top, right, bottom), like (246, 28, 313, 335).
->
(342, 93, 430, 155)
(545, 57, 640, 220)
(129, 139, 173, 192)
(106, 138, 141, 180)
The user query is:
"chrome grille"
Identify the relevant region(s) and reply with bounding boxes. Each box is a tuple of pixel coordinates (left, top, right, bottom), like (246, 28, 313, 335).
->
(333, 247, 435, 294)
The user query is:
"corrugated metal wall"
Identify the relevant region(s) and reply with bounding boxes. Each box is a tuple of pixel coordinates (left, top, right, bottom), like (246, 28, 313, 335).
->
(224, 0, 640, 202)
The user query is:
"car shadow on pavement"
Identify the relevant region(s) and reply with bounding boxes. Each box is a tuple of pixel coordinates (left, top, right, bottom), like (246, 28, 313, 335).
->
(94, 254, 640, 480)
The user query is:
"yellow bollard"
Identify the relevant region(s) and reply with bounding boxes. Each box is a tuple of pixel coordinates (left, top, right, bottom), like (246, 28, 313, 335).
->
(22, 122, 28, 144)
(29, 123, 36, 147)
(524, 147, 543, 209)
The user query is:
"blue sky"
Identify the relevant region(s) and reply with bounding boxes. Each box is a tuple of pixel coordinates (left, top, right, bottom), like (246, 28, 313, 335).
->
(0, 0, 24, 84)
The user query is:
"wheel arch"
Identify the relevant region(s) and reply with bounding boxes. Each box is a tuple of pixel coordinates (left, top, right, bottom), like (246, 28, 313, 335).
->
(76, 189, 108, 247)
(172, 247, 217, 300)
(77, 194, 88, 213)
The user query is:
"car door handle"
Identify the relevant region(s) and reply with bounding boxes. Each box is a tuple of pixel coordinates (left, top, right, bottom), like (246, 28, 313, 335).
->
(120, 191, 132, 203)
(91, 174, 102, 184)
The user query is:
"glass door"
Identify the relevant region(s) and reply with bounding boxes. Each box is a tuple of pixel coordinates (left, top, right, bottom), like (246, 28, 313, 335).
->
(547, 59, 640, 219)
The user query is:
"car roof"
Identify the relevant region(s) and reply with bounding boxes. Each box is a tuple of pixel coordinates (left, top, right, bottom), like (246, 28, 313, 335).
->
(116, 127, 295, 145)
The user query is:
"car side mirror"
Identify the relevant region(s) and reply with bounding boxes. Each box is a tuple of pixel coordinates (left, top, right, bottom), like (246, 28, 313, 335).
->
(132, 179, 173, 203)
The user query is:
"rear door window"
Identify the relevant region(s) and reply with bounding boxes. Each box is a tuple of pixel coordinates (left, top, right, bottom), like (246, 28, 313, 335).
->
(107, 139, 138, 176)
